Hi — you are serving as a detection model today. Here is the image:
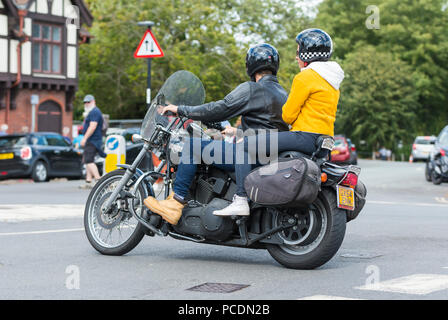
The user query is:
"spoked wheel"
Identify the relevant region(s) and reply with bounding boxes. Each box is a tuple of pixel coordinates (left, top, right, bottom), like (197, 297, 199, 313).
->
(266, 189, 347, 269)
(84, 170, 149, 256)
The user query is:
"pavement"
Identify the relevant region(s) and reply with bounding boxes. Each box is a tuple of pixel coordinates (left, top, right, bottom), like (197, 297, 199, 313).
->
(0, 159, 448, 300)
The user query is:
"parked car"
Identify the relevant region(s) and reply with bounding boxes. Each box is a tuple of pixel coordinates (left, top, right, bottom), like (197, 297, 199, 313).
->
(426, 126, 448, 183)
(412, 135, 436, 162)
(0, 132, 83, 182)
(331, 135, 358, 165)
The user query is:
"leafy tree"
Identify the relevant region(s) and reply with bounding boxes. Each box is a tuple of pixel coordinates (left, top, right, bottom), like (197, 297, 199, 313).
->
(77, 0, 310, 121)
(316, 0, 448, 135)
(335, 46, 419, 154)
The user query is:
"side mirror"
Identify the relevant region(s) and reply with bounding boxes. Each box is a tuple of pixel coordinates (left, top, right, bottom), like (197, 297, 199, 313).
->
(131, 134, 143, 143)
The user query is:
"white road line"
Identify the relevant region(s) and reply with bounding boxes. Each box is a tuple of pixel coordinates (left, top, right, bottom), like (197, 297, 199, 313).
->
(0, 228, 84, 236)
(298, 295, 363, 300)
(368, 200, 448, 208)
(0, 205, 84, 222)
(355, 274, 448, 295)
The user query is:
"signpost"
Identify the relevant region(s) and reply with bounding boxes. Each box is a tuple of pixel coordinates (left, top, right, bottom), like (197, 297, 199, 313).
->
(135, 21, 164, 108)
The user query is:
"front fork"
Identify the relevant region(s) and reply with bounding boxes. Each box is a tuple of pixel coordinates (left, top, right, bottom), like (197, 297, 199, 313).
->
(101, 142, 152, 214)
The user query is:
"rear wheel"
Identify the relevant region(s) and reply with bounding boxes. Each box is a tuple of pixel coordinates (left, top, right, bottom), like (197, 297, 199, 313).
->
(266, 189, 346, 269)
(32, 161, 49, 182)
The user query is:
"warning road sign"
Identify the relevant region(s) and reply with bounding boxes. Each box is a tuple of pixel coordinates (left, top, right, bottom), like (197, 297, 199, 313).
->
(134, 29, 164, 58)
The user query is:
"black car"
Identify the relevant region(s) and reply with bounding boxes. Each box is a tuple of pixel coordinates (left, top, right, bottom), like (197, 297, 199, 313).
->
(0, 132, 83, 182)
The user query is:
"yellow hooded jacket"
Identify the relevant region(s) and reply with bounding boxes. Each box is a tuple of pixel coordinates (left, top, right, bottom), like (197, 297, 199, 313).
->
(282, 61, 345, 137)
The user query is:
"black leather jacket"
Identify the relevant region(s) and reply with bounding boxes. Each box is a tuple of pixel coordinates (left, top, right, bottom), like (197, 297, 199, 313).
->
(177, 75, 289, 132)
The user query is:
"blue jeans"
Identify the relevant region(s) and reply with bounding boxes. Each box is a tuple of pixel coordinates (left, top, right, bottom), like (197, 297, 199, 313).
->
(173, 138, 240, 198)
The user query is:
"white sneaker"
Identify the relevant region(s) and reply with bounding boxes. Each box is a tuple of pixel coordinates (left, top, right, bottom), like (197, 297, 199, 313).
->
(213, 195, 250, 216)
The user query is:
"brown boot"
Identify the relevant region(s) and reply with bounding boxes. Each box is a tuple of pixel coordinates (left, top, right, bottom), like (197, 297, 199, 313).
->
(143, 193, 185, 225)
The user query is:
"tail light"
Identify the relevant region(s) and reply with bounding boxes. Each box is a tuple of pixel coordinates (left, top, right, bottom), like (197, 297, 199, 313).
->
(340, 172, 358, 188)
(351, 146, 356, 152)
(441, 149, 446, 157)
(412, 144, 416, 150)
(20, 146, 32, 160)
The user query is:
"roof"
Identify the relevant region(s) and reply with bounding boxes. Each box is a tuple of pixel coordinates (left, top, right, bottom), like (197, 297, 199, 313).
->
(1, 0, 93, 27)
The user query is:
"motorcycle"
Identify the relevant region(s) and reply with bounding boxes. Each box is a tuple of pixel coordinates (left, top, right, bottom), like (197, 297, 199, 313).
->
(84, 70, 367, 269)
(427, 148, 448, 185)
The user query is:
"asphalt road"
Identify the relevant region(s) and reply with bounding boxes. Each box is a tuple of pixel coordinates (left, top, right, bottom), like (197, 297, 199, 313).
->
(1, 159, 448, 300)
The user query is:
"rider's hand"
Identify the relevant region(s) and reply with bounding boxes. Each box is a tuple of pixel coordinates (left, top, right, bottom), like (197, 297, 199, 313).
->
(221, 126, 237, 136)
(162, 104, 178, 116)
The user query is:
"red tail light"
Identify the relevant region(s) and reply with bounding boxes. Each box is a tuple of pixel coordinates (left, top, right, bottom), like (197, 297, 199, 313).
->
(351, 146, 356, 152)
(340, 172, 358, 188)
(20, 146, 32, 160)
(412, 144, 416, 150)
(441, 149, 446, 157)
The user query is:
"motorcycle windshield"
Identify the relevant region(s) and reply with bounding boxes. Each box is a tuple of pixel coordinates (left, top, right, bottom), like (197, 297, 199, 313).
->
(140, 70, 205, 140)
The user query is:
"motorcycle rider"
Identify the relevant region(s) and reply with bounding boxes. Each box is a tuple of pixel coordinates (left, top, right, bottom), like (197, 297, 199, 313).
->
(143, 43, 289, 225)
(213, 28, 345, 216)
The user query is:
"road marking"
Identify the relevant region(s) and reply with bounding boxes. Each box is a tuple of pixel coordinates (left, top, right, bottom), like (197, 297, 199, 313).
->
(355, 274, 448, 295)
(0, 205, 84, 222)
(435, 197, 448, 204)
(368, 200, 448, 208)
(298, 295, 363, 300)
(0, 228, 84, 236)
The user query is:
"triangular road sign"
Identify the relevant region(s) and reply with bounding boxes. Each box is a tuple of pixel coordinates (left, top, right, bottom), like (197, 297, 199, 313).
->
(134, 29, 164, 58)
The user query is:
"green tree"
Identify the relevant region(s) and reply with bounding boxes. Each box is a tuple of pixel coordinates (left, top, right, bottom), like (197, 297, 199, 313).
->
(335, 46, 419, 155)
(316, 0, 448, 135)
(77, 0, 310, 121)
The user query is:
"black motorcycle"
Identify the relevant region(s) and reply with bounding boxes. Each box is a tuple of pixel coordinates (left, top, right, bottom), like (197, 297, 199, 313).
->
(427, 148, 448, 185)
(84, 70, 367, 269)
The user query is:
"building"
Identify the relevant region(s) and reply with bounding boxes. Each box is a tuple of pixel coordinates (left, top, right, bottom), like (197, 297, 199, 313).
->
(0, 0, 92, 136)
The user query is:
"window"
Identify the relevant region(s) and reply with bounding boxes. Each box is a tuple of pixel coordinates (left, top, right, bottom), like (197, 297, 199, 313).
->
(45, 135, 69, 147)
(31, 135, 48, 146)
(32, 23, 62, 74)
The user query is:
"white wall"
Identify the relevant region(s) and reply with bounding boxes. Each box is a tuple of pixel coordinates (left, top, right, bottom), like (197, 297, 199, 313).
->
(0, 39, 8, 73)
(0, 2, 3, 9)
(9, 40, 18, 74)
(67, 24, 77, 45)
(67, 46, 77, 78)
(51, 0, 64, 16)
(36, 0, 49, 14)
(0, 14, 7, 36)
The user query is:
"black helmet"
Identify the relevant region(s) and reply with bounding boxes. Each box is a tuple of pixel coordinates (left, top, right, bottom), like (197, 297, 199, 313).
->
(295, 28, 333, 63)
(246, 43, 280, 80)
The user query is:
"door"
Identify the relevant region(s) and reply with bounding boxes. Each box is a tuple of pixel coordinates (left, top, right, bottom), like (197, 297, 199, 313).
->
(38, 100, 62, 134)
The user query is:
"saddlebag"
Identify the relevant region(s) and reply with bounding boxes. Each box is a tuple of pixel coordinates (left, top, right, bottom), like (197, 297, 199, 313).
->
(244, 157, 321, 207)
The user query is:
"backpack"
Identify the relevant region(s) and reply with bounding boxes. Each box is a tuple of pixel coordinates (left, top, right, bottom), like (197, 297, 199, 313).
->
(244, 157, 321, 207)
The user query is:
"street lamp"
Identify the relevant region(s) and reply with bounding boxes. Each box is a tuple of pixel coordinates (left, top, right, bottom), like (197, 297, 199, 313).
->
(11, 0, 30, 10)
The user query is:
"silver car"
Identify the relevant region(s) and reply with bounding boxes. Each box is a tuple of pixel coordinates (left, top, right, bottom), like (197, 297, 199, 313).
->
(412, 136, 436, 162)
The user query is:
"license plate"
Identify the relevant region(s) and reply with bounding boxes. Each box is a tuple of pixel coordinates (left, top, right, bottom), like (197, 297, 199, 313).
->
(331, 150, 340, 155)
(0, 153, 13, 160)
(337, 185, 355, 211)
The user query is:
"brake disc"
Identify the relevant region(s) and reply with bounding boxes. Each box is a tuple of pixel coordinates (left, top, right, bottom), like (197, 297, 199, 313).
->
(96, 192, 125, 229)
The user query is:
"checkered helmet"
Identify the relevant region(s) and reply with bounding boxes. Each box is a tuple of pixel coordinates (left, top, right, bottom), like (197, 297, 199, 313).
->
(296, 28, 333, 63)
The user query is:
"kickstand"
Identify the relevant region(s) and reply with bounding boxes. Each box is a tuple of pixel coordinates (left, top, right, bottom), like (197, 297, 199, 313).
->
(233, 216, 249, 246)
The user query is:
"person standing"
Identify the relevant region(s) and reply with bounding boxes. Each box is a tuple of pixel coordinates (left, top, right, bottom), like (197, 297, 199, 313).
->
(80, 94, 104, 189)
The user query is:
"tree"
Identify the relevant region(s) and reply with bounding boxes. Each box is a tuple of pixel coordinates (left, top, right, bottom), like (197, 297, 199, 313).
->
(335, 46, 419, 154)
(77, 0, 310, 120)
(316, 0, 448, 135)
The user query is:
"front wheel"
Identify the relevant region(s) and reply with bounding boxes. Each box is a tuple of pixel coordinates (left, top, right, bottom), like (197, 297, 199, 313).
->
(425, 162, 432, 182)
(266, 189, 347, 269)
(84, 170, 148, 256)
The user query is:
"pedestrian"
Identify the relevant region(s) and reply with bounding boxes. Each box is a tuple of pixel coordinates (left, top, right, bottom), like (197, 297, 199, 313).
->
(379, 146, 387, 161)
(79, 94, 106, 189)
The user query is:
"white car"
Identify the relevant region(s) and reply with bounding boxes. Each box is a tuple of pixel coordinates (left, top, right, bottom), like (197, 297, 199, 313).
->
(412, 136, 436, 162)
